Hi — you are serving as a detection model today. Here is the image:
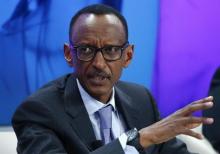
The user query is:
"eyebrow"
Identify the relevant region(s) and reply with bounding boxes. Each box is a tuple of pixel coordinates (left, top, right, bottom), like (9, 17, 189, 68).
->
(73, 43, 124, 47)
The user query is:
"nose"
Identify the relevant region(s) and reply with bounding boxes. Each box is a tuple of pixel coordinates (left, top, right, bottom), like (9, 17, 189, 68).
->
(91, 51, 106, 70)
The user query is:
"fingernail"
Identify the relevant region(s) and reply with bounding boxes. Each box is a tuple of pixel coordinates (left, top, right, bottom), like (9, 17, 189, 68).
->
(208, 96, 213, 99)
(205, 102, 213, 106)
(205, 118, 214, 124)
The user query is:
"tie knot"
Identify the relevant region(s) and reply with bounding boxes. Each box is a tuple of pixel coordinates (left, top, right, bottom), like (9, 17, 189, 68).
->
(98, 105, 113, 129)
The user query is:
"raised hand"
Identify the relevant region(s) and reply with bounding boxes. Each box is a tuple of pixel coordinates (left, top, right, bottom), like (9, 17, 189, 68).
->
(139, 96, 214, 148)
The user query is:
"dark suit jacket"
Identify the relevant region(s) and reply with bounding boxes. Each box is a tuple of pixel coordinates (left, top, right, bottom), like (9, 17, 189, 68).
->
(12, 74, 191, 154)
(203, 67, 220, 152)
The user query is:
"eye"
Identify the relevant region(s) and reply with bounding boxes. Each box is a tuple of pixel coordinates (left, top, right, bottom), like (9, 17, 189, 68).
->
(103, 46, 121, 54)
(77, 46, 93, 54)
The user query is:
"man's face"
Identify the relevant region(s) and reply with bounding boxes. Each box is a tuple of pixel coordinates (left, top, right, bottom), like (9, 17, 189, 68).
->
(64, 13, 133, 103)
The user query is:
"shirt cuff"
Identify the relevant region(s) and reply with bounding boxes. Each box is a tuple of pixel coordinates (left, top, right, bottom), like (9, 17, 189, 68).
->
(118, 133, 140, 154)
(118, 132, 128, 150)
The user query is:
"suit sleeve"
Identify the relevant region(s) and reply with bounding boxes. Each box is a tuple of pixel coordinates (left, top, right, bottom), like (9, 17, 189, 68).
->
(12, 101, 67, 154)
(12, 100, 125, 154)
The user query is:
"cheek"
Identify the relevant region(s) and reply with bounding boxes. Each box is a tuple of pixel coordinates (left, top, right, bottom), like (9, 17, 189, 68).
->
(75, 61, 90, 76)
(109, 63, 123, 80)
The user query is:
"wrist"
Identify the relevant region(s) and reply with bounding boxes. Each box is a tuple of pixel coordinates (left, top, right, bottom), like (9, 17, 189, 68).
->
(139, 128, 155, 148)
(125, 128, 145, 152)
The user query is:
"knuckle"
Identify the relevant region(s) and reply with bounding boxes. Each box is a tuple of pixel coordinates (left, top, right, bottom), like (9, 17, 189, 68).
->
(186, 106, 193, 113)
(189, 116, 194, 121)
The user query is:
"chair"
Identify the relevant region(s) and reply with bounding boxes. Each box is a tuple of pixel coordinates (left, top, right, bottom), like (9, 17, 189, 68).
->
(177, 125, 219, 154)
(0, 127, 17, 154)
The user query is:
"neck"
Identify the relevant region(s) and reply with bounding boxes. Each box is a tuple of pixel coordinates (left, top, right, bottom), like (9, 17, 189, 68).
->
(76, 78, 114, 104)
(93, 91, 112, 104)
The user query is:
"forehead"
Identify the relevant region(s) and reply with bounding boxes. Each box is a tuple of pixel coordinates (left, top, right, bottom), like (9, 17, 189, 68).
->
(71, 13, 126, 44)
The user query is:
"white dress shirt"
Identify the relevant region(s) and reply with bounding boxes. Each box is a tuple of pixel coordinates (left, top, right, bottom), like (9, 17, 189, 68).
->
(76, 79, 139, 154)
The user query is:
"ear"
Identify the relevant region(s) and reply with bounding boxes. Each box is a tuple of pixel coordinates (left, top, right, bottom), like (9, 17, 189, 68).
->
(64, 43, 74, 67)
(123, 45, 134, 68)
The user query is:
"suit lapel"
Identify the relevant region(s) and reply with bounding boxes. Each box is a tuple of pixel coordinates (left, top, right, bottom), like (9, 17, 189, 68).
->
(115, 85, 141, 130)
(63, 75, 97, 150)
(62, 76, 142, 150)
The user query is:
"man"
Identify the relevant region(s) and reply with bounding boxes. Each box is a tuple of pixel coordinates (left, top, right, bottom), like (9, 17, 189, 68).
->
(12, 4, 214, 154)
(203, 67, 220, 152)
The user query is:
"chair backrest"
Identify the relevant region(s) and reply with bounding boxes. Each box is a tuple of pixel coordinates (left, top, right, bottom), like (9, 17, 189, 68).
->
(0, 127, 17, 154)
(177, 125, 219, 154)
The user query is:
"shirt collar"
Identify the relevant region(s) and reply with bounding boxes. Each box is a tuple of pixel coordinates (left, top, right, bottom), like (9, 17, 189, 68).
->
(76, 79, 116, 116)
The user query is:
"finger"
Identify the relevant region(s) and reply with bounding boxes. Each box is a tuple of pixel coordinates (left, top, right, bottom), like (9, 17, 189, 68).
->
(179, 101, 213, 116)
(203, 117, 214, 125)
(182, 117, 214, 128)
(182, 129, 203, 140)
(184, 122, 201, 129)
(171, 96, 213, 117)
(191, 96, 213, 105)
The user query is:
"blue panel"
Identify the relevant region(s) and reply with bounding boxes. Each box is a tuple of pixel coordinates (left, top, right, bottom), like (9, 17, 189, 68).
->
(0, 0, 101, 125)
(102, 0, 122, 11)
(0, 0, 158, 125)
(121, 0, 159, 88)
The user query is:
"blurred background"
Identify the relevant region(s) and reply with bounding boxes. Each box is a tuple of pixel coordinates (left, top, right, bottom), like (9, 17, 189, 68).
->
(0, 0, 220, 126)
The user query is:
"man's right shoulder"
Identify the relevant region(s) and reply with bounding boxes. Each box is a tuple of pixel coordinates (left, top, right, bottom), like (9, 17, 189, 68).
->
(24, 74, 73, 105)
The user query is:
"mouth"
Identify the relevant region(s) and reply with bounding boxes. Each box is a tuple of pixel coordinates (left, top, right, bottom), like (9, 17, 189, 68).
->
(87, 72, 111, 86)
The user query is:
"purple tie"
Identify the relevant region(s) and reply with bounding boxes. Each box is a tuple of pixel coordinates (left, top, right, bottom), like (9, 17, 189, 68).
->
(97, 105, 113, 144)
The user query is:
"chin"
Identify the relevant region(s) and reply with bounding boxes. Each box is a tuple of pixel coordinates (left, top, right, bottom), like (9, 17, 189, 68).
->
(87, 86, 112, 102)
(89, 87, 108, 96)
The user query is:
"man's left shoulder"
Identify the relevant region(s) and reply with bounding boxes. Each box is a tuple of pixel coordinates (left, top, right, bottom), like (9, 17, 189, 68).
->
(115, 80, 154, 106)
(115, 81, 159, 125)
(116, 80, 150, 94)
